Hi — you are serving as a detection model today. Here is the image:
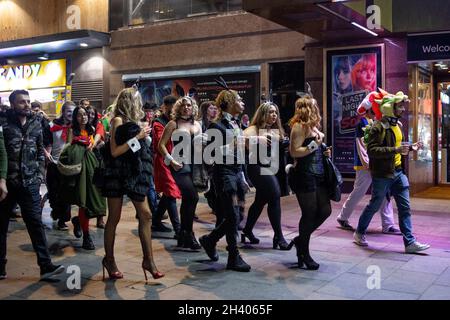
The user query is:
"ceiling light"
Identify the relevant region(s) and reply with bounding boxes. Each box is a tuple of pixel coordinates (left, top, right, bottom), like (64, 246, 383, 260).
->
(351, 22, 378, 37)
(38, 53, 49, 60)
(80, 43, 89, 47)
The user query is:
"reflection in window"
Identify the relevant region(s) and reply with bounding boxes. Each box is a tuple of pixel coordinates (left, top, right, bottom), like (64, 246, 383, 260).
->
(416, 74, 433, 162)
(112, 0, 243, 29)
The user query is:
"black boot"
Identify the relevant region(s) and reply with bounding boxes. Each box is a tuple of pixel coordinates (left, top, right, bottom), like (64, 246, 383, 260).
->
(226, 251, 251, 272)
(0, 259, 7, 280)
(273, 235, 290, 250)
(71, 217, 82, 238)
(241, 229, 260, 244)
(287, 236, 319, 270)
(183, 232, 201, 251)
(177, 230, 186, 247)
(82, 233, 95, 250)
(199, 235, 219, 261)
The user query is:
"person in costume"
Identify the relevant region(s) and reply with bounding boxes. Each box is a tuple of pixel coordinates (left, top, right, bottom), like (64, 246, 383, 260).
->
(353, 91, 430, 253)
(337, 89, 401, 234)
(58, 106, 106, 250)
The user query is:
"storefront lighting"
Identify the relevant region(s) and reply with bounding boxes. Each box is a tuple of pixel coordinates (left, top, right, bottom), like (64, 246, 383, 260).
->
(80, 43, 89, 47)
(38, 54, 49, 60)
(351, 22, 378, 37)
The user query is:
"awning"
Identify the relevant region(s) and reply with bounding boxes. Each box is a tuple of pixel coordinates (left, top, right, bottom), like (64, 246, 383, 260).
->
(0, 30, 110, 59)
(122, 65, 261, 82)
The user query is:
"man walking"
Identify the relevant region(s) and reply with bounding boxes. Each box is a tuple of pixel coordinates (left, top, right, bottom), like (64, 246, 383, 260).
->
(337, 101, 400, 235)
(0, 90, 64, 280)
(353, 91, 430, 253)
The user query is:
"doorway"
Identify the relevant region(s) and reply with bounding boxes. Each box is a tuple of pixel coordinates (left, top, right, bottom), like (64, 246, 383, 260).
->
(409, 61, 450, 198)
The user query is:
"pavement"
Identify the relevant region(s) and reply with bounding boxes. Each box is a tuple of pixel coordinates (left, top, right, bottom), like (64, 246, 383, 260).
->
(1, 190, 450, 300)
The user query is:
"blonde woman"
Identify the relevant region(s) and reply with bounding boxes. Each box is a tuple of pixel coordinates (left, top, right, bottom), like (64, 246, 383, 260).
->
(158, 96, 203, 251)
(101, 87, 163, 281)
(288, 95, 332, 270)
(241, 102, 289, 250)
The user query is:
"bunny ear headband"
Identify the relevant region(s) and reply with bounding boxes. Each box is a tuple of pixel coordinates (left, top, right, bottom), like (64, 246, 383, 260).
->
(296, 82, 314, 99)
(214, 76, 230, 91)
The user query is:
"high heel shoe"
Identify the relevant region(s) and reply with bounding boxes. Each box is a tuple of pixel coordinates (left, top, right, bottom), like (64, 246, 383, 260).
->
(273, 236, 290, 250)
(142, 260, 164, 281)
(298, 254, 320, 270)
(241, 230, 260, 244)
(102, 257, 123, 280)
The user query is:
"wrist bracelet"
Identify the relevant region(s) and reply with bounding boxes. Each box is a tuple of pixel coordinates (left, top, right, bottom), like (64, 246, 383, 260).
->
(127, 137, 141, 153)
(164, 154, 174, 166)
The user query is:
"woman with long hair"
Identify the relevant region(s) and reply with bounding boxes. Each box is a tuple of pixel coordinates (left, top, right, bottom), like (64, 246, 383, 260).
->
(85, 105, 107, 229)
(241, 102, 290, 250)
(158, 96, 202, 251)
(59, 106, 106, 250)
(287, 95, 332, 270)
(197, 101, 218, 132)
(101, 87, 163, 281)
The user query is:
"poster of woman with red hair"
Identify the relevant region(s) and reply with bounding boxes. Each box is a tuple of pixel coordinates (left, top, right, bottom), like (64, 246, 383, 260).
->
(327, 45, 383, 174)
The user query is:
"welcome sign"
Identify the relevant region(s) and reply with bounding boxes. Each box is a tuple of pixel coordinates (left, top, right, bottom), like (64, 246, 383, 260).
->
(0, 59, 66, 91)
(408, 32, 450, 63)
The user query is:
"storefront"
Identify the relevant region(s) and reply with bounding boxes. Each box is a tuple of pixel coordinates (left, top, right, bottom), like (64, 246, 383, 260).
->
(123, 66, 261, 118)
(407, 32, 450, 190)
(0, 30, 110, 115)
(0, 59, 68, 116)
(243, 0, 450, 196)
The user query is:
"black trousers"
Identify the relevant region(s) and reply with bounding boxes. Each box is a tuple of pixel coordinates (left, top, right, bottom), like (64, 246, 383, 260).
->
(208, 168, 241, 254)
(46, 163, 71, 222)
(244, 164, 283, 238)
(0, 182, 52, 268)
(294, 185, 331, 257)
(171, 168, 199, 233)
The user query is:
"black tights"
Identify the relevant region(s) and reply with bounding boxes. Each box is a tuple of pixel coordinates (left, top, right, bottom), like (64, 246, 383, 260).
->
(172, 171, 199, 233)
(295, 185, 331, 257)
(244, 164, 284, 239)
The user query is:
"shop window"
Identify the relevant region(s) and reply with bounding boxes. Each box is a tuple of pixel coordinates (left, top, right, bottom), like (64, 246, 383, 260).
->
(110, 0, 243, 30)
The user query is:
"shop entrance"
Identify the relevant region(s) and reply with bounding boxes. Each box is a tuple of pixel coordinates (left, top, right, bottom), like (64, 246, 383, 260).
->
(410, 61, 450, 198)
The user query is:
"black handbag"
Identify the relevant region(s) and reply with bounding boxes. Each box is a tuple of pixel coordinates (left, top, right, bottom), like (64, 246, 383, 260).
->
(324, 157, 343, 202)
(192, 163, 209, 192)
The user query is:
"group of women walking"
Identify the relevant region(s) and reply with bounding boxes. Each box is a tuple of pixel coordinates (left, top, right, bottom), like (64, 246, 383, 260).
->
(54, 84, 333, 281)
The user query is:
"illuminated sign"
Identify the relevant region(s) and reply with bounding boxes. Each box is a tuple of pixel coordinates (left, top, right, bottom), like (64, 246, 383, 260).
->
(0, 59, 66, 91)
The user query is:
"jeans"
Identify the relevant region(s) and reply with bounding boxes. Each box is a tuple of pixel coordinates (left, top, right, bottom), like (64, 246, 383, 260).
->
(356, 170, 416, 246)
(337, 169, 395, 229)
(146, 177, 158, 217)
(0, 182, 52, 268)
(154, 194, 180, 233)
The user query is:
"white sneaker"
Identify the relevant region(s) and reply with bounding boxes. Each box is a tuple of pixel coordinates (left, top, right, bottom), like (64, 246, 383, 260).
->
(405, 241, 430, 253)
(353, 232, 368, 247)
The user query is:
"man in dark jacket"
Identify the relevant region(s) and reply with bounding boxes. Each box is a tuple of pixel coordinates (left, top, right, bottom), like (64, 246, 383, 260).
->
(353, 91, 430, 253)
(0, 90, 64, 280)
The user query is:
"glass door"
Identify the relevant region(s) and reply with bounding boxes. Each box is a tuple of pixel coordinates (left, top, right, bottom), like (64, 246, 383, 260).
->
(437, 82, 450, 184)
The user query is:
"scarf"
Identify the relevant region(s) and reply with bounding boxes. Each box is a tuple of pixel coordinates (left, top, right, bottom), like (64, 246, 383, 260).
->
(50, 123, 71, 142)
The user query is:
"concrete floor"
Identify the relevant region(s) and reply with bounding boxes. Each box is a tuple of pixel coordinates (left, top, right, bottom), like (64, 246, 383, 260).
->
(1, 191, 450, 300)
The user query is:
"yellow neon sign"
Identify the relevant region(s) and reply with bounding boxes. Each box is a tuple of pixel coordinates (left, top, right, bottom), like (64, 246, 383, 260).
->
(0, 59, 66, 91)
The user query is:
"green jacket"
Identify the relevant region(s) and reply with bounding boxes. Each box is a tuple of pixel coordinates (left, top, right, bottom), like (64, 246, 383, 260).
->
(59, 143, 106, 218)
(0, 128, 7, 180)
(367, 118, 406, 179)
